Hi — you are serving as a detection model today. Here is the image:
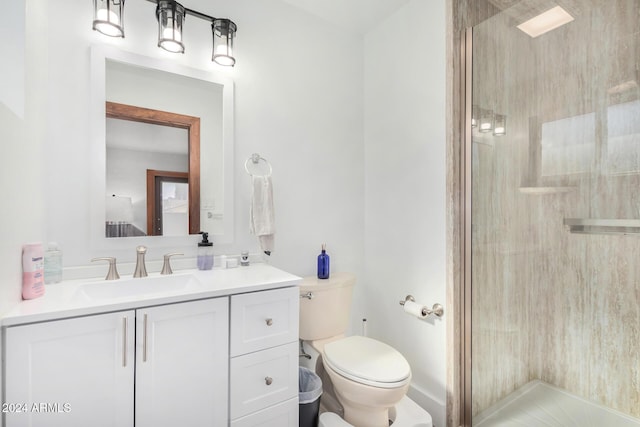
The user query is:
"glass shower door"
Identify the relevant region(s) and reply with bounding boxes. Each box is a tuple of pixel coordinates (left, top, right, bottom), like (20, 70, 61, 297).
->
(468, 1, 640, 425)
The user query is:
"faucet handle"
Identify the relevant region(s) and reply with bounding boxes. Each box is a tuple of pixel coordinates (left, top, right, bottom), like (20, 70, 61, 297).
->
(134, 246, 148, 278)
(91, 257, 120, 280)
(161, 253, 183, 275)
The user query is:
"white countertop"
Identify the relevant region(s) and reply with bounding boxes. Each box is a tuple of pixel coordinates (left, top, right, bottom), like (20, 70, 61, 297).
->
(2, 264, 301, 327)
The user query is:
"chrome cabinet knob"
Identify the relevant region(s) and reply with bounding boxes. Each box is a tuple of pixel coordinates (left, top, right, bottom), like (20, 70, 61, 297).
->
(265, 318, 273, 326)
(265, 376, 273, 386)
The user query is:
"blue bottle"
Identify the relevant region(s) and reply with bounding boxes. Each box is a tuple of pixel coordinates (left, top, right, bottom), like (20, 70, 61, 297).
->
(317, 244, 330, 279)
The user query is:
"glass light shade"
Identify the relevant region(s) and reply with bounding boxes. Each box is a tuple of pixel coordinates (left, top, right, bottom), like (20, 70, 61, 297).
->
(156, 0, 186, 54)
(479, 109, 494, 133)
(493, 114, 507, 136)
(93, 0, 125, 38)
(212, 19, 237, 66)
(471, 104, 479, 128)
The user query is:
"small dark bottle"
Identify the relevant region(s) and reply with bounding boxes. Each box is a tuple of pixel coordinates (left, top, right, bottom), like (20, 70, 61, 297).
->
(317, 244, 330, 279)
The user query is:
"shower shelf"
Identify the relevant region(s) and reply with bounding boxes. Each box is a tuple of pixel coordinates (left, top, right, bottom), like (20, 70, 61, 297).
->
(563, 218, 640, 235)
(518, 186, 576, 195)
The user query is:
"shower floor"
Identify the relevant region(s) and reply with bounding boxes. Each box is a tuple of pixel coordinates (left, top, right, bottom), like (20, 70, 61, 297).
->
(474, 380, 640, 426)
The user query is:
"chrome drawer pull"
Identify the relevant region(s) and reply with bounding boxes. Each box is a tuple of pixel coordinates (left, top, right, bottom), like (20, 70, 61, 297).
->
(265, 376, 273, 386)
(143, 313, 148, 362)
(265, 318, 273, 326)
(122, 316, 128, 367)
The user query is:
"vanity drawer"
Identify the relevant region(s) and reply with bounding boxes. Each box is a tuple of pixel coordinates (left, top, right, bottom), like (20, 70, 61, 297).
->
(230, 286, 299, 356)
(230, 342, 298, 419)
(230, 397, 298, 427)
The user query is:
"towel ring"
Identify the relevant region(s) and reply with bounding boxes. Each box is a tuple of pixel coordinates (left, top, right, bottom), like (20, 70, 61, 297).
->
(244, 153, 272, 177)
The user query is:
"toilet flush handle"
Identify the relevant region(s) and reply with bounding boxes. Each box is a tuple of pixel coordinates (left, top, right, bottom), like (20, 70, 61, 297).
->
(300, 292, 314, 299)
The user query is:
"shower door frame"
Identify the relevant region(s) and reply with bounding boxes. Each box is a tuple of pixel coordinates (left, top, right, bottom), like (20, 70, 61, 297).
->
(459, 26, 473, 427)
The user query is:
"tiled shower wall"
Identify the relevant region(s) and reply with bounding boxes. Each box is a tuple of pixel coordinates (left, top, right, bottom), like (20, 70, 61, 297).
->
(471, 0, 640, 419)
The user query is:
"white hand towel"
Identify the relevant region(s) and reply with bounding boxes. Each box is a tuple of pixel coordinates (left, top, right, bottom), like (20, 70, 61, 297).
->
(250, 175, 275, 254)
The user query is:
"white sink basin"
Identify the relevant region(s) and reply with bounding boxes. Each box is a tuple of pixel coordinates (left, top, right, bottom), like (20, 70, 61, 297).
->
(75, 274, 202, 301)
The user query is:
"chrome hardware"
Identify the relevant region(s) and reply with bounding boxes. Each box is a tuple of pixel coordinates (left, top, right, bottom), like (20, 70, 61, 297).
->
(91, 257, 120, 280)
(134, 246, 148, 278)
(299, 339, 312, 360)
(265, 376, 273, 386)
(427, 303, 445, 318)
(300, 292, 314, 300)
(399, 295, 444, 318)
(265, 318, 273, 326)
(122, 316, 128, 367)
(143, 313, 148, 362)
(161, 252, 183, 275)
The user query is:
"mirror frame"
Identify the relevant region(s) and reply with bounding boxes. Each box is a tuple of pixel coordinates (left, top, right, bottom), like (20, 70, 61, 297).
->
(90, 45, 235, 251)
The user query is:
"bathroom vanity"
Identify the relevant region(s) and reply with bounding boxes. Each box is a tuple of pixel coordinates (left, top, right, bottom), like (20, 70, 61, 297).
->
(1, 264, 300, 427)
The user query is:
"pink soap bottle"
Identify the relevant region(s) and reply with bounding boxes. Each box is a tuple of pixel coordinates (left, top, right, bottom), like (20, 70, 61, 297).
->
(22, 243, 46, 300)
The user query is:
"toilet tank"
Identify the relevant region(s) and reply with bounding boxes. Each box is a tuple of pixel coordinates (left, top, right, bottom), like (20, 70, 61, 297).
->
(299, 272, 356, 341)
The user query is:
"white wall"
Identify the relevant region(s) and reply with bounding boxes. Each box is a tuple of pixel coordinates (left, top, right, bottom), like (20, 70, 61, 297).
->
(363, 1, 447, 426)
(0, 0, 47, 315)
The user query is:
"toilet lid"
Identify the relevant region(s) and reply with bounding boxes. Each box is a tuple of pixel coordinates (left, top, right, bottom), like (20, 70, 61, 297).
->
(323, 336, 411, 388)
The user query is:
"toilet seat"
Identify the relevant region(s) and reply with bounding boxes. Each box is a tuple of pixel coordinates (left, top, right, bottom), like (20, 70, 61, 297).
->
(323, 336, 411, 388)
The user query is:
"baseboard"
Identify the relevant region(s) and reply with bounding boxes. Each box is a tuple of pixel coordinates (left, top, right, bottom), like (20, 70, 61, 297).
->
(407, 383, 446, 427)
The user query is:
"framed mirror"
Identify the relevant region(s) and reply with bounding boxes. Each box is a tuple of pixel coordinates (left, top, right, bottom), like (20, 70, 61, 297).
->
(90, 45, 234, 250)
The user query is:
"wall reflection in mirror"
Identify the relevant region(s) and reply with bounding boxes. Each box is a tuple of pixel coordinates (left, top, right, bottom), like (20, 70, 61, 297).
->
(104, 59, 224, 238)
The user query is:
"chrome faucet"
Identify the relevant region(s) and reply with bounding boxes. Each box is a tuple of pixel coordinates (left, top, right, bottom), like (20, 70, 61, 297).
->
(133, 246, 148, 278)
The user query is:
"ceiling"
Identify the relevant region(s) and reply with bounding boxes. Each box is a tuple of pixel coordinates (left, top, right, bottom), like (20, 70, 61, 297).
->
(279, 0, 412, 35)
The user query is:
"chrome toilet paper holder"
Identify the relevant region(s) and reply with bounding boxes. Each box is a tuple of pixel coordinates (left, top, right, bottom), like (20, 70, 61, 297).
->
(399, 295, 444, 318)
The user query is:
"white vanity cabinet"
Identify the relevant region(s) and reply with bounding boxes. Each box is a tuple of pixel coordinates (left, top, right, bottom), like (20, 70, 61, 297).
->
(4, 297, 229, 427)
(229, 286, 300, 426)
(4, 310, 136, 427)
(2, 265, 302, 427)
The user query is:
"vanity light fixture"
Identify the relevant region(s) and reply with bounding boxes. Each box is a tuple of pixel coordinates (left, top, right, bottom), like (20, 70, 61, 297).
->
(156, 0, 186, 53)
(471, 105, 479, 128)
(478, 109, 494, 133)
(92, 0, 238, 66)
(212, 19, 237, 66)
(493, 114, 507, 136)
(93, 0, 125, 38)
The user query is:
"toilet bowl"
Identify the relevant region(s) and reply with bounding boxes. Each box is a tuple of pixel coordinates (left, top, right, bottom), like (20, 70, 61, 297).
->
(300, 273, 430, 427)
(322, 335, 411, 426)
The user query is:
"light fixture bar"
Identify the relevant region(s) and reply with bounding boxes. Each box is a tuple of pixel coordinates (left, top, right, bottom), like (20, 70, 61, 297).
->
(517, 6, 574, 38)
(144, 0, 237, 66)
(146, 0, 215, 23)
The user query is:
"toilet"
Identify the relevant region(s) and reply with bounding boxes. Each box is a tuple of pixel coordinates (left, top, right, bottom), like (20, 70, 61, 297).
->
(300, 273, 432, 427)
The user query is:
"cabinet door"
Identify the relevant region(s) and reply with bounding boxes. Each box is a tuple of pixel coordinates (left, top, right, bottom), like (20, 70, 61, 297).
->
(135, 297, 229, 427)
(4, 311, 135, 427)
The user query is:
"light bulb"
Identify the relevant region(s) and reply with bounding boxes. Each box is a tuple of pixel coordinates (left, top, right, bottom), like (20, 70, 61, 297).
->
(163, 27, 182, 42)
